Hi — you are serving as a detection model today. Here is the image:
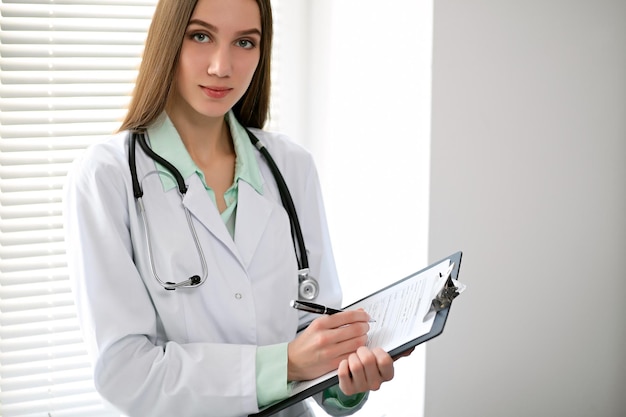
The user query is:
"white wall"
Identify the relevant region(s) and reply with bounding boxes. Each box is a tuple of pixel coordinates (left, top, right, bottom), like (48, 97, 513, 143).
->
(280, 1, 434, 415)
(305, 2, 433, 297)
(426, 1, 626, 416)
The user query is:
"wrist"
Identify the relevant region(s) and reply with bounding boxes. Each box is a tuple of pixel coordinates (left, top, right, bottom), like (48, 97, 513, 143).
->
(287, 341, 302, 381)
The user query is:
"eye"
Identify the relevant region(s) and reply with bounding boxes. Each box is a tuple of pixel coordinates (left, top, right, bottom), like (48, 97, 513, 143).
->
(236, 39, 256, 49)
(191, 32, 211, 43)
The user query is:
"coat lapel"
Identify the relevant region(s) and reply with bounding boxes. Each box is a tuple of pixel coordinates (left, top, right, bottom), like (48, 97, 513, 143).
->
(181, 176, 275, 271)
(234, 181, 274, 269)
(181, 176, 243, 267)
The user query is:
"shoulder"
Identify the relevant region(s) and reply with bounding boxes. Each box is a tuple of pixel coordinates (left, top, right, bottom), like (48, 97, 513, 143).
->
(247, 128, 315, 170)
(67, 131, 131, 191)
(247, 128, 324, 207)
(72, 131, 128, 167)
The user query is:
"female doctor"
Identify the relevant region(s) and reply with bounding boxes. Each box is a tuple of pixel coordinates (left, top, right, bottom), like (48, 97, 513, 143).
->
(63, 0, 401, 416)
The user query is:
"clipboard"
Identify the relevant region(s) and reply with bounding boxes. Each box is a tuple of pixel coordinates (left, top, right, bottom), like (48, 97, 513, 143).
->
(250, 251, 464, 417)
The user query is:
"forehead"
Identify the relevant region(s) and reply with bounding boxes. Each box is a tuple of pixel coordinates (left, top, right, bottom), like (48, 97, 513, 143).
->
(190, 0, 261, 30)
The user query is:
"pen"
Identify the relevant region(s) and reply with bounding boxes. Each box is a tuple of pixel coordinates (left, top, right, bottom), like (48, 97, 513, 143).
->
(290, 300, 376, 322)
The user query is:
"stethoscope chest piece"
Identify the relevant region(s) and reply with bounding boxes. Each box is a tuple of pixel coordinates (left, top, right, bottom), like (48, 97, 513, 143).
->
(298, 268, 319, 301)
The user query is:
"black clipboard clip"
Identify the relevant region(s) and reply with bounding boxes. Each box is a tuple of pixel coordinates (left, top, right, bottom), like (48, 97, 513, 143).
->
(430, 263, 466, 313)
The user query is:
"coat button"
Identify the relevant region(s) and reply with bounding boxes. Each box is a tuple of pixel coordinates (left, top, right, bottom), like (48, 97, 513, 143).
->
(235, 293, 242, 300)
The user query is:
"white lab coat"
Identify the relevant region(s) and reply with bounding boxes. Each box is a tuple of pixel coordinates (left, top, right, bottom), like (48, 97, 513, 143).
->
(63, 128, 346, 417)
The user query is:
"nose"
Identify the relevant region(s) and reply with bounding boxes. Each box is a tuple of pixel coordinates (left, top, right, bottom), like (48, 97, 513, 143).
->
(207, 45, 232, 78)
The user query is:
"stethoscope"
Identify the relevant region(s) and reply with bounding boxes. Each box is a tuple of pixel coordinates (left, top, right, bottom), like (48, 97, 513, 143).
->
(128, 129, 319, 300)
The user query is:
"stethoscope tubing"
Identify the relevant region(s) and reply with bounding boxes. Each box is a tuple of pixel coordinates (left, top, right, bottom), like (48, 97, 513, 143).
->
(137, 196, 208, 290)
(128, 129, 315, 294)
(245, 128, 309, 271)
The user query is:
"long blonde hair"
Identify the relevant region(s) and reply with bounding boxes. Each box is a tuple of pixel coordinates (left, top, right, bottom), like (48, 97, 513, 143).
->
(119, 0, 273, 132)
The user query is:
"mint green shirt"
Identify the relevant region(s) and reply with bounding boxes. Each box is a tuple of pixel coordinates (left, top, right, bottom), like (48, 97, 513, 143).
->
(149, 111, 263, 238)
(146, 111, 366, 412)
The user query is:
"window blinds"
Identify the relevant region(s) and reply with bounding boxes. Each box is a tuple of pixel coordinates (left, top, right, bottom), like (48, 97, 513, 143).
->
(0, 1, 157, 416)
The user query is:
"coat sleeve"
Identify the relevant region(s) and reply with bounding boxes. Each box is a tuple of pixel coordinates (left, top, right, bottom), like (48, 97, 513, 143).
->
(63, 143, 259, 417)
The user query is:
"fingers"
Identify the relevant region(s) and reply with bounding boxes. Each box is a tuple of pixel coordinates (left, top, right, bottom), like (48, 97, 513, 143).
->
(316, 309, 372, 329)
(287, 311, 371, 381)
(306, 310, 370, 351)
(325, 320, 369, 344)
(372, 348, 394, 381)
(338, 347, 394, 396)
(312, 323, 369, 369)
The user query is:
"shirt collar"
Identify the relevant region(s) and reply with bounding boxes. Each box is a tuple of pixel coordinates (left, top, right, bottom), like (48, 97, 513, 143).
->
(146, 111, 264, 195)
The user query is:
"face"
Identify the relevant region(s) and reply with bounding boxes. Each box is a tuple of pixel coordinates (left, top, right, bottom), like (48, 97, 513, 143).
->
(169, 0, 262, 122)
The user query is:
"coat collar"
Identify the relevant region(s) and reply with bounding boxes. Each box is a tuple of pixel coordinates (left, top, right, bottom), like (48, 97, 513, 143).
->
(147, 111, 264, 196)
(181, 175, 275, 271)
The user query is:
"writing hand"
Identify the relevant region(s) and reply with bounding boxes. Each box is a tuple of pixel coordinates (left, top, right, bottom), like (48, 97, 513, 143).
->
(287, 309, 371, 381)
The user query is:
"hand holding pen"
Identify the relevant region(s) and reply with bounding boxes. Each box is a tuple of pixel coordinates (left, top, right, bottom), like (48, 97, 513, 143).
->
(287, 302, 376, 383)
(286, 299, 396, 396)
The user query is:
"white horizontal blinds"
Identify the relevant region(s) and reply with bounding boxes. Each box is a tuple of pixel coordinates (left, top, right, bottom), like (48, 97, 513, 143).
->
(0, 1, 156, 416)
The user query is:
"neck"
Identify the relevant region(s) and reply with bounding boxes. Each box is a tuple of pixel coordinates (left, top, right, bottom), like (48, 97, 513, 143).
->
(164, 102, 237, 213)
(166, 109, 235, 166)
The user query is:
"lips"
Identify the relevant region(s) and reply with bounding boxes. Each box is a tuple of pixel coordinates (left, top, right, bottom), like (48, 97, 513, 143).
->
(201, 86, 233, 99)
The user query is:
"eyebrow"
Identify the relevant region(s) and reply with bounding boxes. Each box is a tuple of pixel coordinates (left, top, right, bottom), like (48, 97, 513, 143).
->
(187, 19, 261, 37)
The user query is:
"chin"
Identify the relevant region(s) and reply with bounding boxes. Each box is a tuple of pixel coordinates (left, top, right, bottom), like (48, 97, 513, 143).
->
(192, 105, 232, 120)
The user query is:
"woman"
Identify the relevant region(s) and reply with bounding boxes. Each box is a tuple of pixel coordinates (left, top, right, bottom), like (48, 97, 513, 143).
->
(63, 0, 398, 416)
